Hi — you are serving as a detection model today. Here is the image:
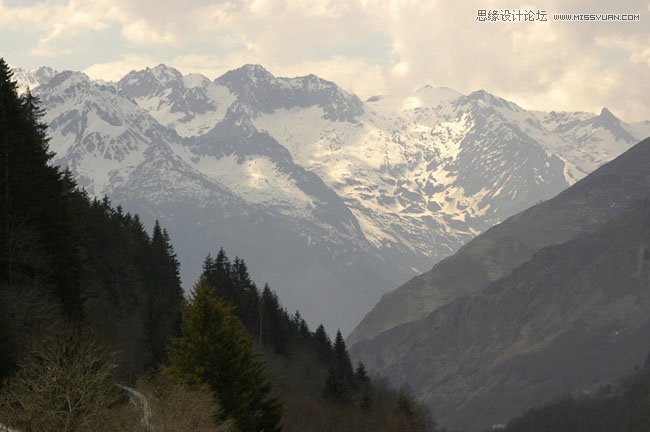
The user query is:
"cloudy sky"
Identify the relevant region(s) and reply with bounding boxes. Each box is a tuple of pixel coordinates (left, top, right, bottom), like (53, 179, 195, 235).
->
(1, 0, 649, 120)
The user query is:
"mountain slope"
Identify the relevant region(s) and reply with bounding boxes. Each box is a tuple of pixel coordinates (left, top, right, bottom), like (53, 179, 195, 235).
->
(254, 84, 646, 277)
(349, 137, 650, 345)
(27, 63, 650, 333)
(36, 71, 187, 196)
(352, 141, 650, 430)
(12, 66, 58, 92)
(118, 65, 235, 137)
(32, 66, 407, 334)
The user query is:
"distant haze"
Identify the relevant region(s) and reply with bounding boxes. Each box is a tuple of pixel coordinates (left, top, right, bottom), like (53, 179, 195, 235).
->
(1, 0, 649, 121)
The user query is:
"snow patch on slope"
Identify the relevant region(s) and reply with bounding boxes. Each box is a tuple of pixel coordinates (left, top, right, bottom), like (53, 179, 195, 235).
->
(133, 83, 235, 138)
(170, 138, 316, 218)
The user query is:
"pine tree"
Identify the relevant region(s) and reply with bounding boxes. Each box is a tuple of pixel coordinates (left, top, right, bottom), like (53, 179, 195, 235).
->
(203, 248, 237, 306)
(162, 228, 181, 286)
(145, 220, 183, 366)
(232, 257, 260, 336)
(292, 310, 310, 340)
(396, 387, 417, 428)
(355, 361, 369, 384)
(203, 253, 215, 276)
(312, 324, 333, 363)
(322, 366, 341, 402)
(168, 278, 282, 432)
(321, 330, 355, 403)
(259, 283, 289, 354)
(333, 330, 354, 383)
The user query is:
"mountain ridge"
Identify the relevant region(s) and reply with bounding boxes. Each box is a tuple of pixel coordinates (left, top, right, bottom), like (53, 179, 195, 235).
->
(14, 63, 650, 334)
(349, 135, 650, 344)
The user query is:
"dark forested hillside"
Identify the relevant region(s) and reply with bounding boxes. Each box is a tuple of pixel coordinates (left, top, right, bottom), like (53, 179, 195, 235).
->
(0, 57, 183, 381)
(198, 247, 440, 431)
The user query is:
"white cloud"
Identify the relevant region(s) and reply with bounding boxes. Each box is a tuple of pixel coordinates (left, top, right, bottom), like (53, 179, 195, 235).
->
(3, 0, 650, 120)
(271, 57, 388, 100)
(84, 53, 156, 81)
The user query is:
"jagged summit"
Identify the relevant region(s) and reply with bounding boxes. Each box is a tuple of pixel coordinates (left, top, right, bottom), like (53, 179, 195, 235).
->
(13, 65, 58, 91)
(237, 63, 273, 75)
(149, 64, 183, 82)
(587, 106, 638, 143)
(217, 63, 276, 89)
(600, 107, 614, 116)
(183, 73, 210, 88)
(594, 106, 620, 126)
(463, 89, 513, 109)
(214, 63, 364, 121)
(118, 65, 184, 99)
(44, 70, 91, 88)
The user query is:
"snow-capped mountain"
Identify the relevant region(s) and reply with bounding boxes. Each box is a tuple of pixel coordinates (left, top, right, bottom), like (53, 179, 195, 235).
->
(22, 63, 650, 334)
(37, 71, 180, 196)
(13, 66, 58, 92)
(118, 65, 234, 137)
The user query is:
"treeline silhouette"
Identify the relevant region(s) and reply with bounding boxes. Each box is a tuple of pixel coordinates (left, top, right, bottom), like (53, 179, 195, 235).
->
(0, 58, 183, 382)
(201, 248, 440, 431)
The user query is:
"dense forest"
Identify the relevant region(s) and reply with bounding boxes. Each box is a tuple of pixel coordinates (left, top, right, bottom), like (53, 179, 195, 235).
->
(0, 58, 437, 431)
(497, 360, 650, 432)
(198, 248, 439, 431)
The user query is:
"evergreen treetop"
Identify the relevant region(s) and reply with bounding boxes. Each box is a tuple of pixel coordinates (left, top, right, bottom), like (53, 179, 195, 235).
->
(168, 278, 283, 432)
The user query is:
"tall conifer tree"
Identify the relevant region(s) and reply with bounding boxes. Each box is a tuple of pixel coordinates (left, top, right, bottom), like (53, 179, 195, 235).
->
(168, 278, 282, 432)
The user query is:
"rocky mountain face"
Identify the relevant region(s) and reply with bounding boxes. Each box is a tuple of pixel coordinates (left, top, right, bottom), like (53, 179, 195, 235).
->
(14, 64, 650, 334)
(347, 129, 650, 344)
(13, 65, 57, 92)
(350, 138, 650, 431)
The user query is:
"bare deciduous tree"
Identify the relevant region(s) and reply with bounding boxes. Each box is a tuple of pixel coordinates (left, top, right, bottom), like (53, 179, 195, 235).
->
(0, 324, 120, 432)
(138, 379, 238, 432)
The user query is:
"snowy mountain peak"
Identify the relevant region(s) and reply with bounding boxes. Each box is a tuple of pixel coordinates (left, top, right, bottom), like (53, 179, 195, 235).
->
(215, 64, 363, 121)
(411, 85, 463, 108)
(183, 73, 210, 89)
(13, 66, 59, 92)
(464, 89, 512, 109)
(218, 64, 275, 89)
(594, 107, 620, 126)
(600, 107, 614, 116)
(589, 107, 637, 142)
(149, 64, 183, 84)
(117, 65, 183, 99)
(44, 70, 93, 91)
(416, 85, 460, 96)
(116, 65, 235, 137)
